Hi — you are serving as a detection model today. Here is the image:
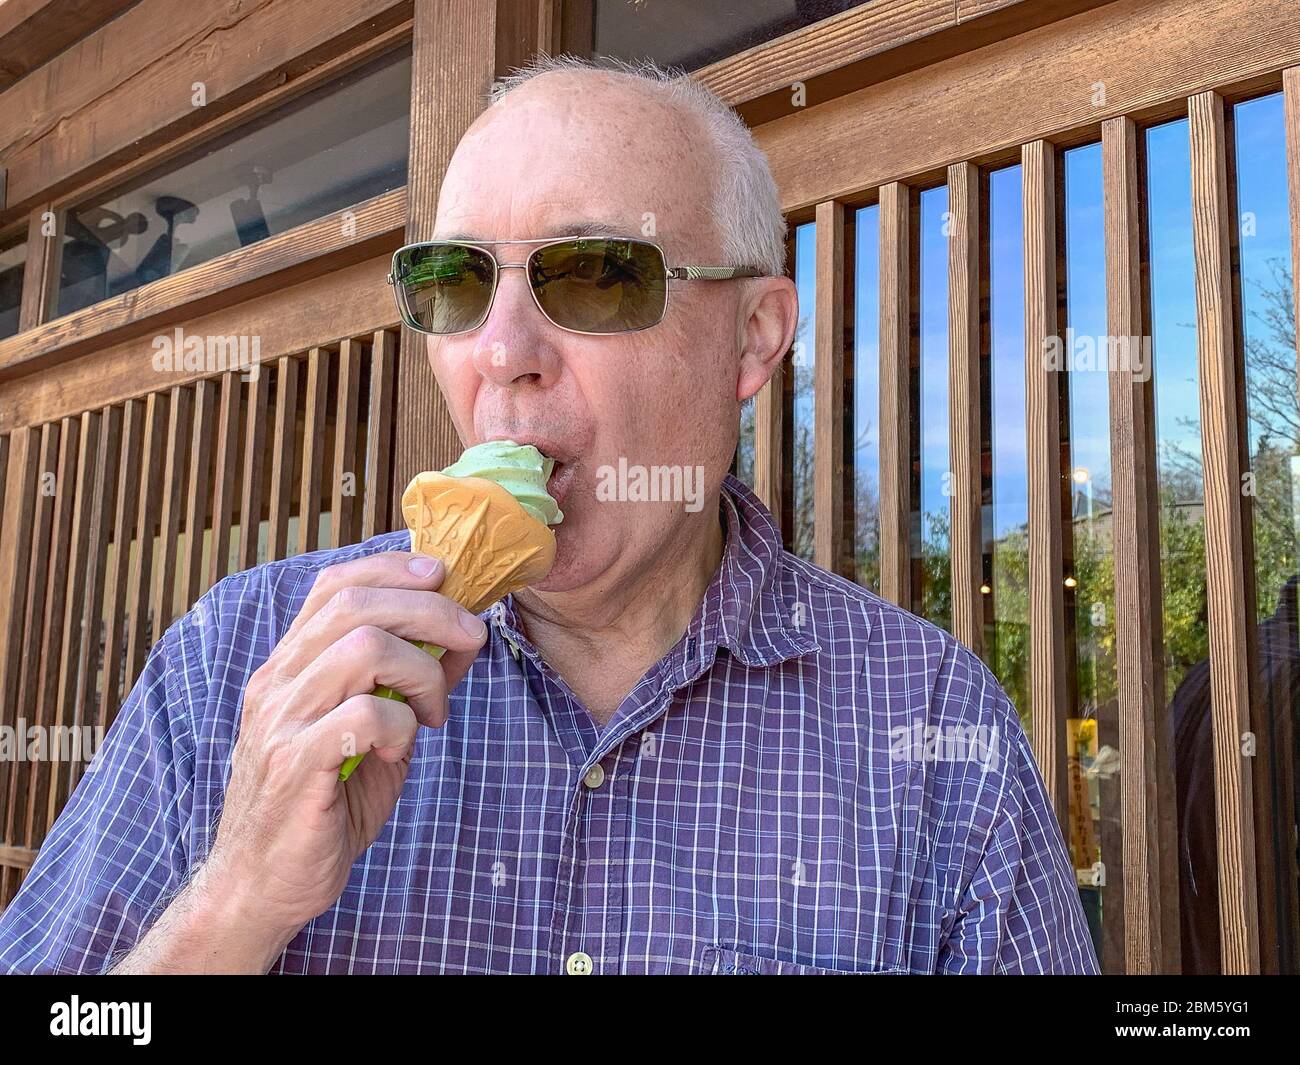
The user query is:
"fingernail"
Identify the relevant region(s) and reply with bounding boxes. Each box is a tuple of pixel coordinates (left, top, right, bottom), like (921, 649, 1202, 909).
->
(459, 611, 487, 638)
(409, 556, 440, 578)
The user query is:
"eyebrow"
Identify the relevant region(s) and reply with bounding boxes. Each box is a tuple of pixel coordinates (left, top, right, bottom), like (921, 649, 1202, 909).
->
(436, 220, 633, 242)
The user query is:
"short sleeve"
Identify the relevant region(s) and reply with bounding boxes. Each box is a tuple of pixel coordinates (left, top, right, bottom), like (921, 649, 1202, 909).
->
(0, 617, 198, 974)
(938, 724, 1101, 974)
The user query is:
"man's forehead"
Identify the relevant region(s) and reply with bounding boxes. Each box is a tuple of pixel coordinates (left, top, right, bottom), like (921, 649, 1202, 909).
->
(435, 218, 638, 242)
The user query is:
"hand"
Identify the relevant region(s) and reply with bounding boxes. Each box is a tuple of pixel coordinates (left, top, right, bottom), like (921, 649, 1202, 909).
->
(200, 552, 489, 939)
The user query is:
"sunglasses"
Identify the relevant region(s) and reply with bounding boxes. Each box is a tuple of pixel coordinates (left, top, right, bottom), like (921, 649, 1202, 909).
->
(387, 235, 766, 336)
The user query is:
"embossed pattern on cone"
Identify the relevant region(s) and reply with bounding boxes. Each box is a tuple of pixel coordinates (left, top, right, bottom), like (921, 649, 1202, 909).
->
(401, 472, 556, 615)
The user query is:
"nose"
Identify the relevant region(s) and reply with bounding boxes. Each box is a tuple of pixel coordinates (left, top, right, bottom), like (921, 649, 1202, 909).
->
(470, 259, 562, 387)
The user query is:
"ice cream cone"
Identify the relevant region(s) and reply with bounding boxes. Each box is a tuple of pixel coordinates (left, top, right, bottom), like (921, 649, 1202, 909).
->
(401, 471, 556, 614)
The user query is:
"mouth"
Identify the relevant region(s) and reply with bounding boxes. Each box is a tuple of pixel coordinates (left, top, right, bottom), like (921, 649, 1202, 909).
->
(483, 432, 576, 509)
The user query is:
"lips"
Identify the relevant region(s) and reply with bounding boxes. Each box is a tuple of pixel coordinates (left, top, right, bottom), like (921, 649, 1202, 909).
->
(482, 432, 577, 510)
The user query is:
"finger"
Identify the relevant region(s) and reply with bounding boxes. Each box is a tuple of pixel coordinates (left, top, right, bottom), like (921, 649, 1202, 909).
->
(276, 585, 488, 678)
(281, 552, 446, 647)
(300, 694, 419, 773)
(284, 625, 454, 729)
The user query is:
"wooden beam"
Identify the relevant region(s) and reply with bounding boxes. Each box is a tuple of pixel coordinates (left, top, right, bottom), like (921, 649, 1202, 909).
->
(16, 204, 61, 331)
(362, 330, 396, 539)
(0, 0, 412, 216)
(0, 1, 136, 93)
(813, 199, 846, 577)
(237, 368, 271, 571)
(1103, 115, 1180, 976)
(332, 338, 363, 548)
(98, 397, 143, 731)
(755, 0, 1300, 214)
(0, 844, 37, 870)
(1188, 89, 1259, 975)
(208, 372, 242, 589)
(0, 188, 404, 382)
(1022, 140, 1068, 832)
(297, 348, 330, 556)
(877, 182, 912, 609)
(268, 356, 300, 563)
(393, 0, 498, 520)
(696, 0, 1113, 122)
(947, 161, 984, 656)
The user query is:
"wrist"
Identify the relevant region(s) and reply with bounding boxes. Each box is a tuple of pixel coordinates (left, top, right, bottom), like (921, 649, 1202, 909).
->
(184, 860, 304, 972)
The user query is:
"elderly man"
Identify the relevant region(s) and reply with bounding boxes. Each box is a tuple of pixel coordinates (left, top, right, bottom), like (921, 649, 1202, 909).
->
(0, 55, 1097, 975)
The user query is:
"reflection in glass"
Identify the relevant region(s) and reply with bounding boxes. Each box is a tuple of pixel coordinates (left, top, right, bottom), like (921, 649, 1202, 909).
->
(985, 165, 1029, 729)
(0, 237, 25, 339)
(1234, 91, 1299, 973)
(1062, 142, 1117, 970)
(1147, 117, 1218, 973)
(57, 48, 411, 317)
(913, 187, 950, 629)
(790, 222, 816, 560)
(584, 0, 871, 71)
(853, 204, 881, 590)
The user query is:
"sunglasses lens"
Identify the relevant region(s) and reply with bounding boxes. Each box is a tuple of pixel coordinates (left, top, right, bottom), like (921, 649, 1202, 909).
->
(529, 239, 667, 333)
(394, 244, 495, 334)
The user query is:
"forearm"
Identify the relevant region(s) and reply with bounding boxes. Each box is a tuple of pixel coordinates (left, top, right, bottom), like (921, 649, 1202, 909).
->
(108, 862, 302, 975)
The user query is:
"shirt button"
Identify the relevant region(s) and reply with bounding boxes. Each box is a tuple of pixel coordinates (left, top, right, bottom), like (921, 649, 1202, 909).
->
(583, 764, 606, 789)
(566, 951, 593, 975)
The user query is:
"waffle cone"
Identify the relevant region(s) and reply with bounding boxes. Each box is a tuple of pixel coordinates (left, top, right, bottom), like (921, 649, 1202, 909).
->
(400, 472, 556, 615)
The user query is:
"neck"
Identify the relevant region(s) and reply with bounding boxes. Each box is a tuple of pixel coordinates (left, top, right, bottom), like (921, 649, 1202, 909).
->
(512, 488, 728, 710)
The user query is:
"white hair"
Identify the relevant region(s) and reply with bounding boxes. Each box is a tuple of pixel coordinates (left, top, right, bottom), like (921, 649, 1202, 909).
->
(487, 53, 787, 276)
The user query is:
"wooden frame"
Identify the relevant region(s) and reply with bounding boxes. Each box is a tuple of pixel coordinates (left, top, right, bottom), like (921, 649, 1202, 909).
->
(947, 161, 984, 656)
(1102, 115, 1179, 975)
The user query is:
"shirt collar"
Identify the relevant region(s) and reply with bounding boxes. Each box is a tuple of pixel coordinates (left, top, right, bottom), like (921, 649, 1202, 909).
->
(492, 473, 820, 684)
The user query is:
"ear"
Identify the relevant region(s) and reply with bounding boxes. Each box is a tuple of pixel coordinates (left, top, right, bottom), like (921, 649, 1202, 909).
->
(735, 276, 798, 403)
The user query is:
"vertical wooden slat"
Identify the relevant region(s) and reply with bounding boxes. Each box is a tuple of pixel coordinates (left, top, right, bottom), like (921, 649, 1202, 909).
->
(179, 379, 216, 609)
(99, 398, 144, 731)
(0, 427, 38, 902)
(124, 392, 167, 693)
(1022, 139, 1069, 831)
(332, 338, 362, 548)
(878, 181, 913, 608)
(394, 0, 496, 520)
(237, 365, 270, 570)
(47, 409, 100, 833)
(298, 347, 329, 556)
(208, 372, 242, 589)
(813, 200, 846, 576)
(363, 330, 396, 540)
(67, 405, 121, 801)
(268, 355, 300, 562)
(947, 161, 984, 656)
(753, 373, 784, 521)
(17, 204, 62, 331)
(21, 422, 72, 855)
(1103, 115, 1179, 975)
(3, 422, 61, 903)
(1188, 89, 1259, 974)
(150, 386, 193, 638)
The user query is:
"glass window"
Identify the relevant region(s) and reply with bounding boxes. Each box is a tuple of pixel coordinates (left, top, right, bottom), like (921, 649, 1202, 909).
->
(0, 237, 25, 338)
(1233, 90, 1299, 973)
(1062, 141, 1116, 970)
(853, 204, 881, 590)
(580, 0, 872, 71)
(1147, 117, 1218, 973)
(913, 186, 950, 629)
(985, 164, 1029, 728)
(57, 47, 411, 317)
(790, 221, 816, 560)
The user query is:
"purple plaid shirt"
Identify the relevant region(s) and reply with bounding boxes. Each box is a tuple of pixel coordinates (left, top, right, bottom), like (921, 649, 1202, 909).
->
(0, 475, 1097, 974)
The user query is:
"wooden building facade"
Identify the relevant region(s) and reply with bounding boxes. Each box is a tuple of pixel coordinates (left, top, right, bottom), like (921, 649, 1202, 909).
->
(0, 0, 1298, 974)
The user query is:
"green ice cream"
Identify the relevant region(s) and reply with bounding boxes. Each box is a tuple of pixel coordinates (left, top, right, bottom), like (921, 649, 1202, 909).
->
(442, 440, 563, 526)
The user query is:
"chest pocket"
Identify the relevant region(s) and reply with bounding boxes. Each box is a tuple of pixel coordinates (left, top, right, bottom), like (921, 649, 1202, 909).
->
(701, 945, 907, 975)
